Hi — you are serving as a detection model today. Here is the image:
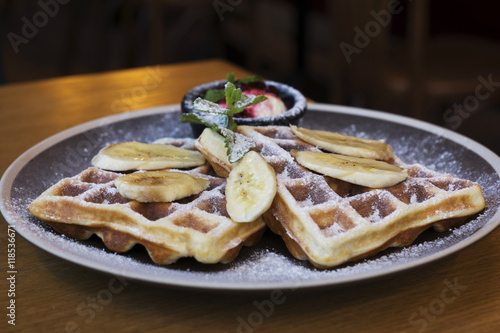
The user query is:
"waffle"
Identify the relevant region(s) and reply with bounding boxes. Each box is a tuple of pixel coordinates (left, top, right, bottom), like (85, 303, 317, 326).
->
(227, 125, 486, 268)
(28, 163, 266, 265)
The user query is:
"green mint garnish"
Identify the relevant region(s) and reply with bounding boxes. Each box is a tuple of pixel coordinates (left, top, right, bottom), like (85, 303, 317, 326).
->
(191, 98, 229, 114)
(226, 72, 235, 83)
(239, 74, 262, 84)
(222, 82, 267, 116)
(232, 90, 267, 115)
(203, 89, 225, 102)
(219, 128, 255, 163)
(203, 72, 263, 103)
(180, 112, 229, 130)
(181, 77, 267, 162)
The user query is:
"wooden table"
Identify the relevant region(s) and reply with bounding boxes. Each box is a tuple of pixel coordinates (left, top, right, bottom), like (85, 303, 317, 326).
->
(1, 59, 499, 332)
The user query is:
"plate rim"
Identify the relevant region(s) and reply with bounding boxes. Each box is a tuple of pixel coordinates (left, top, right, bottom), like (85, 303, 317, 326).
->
(1, 103, 500, 290)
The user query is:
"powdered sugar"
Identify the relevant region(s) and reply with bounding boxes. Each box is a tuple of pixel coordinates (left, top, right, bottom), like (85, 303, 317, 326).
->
(322, 222, 346, 237)
(219, 127, 256, 163)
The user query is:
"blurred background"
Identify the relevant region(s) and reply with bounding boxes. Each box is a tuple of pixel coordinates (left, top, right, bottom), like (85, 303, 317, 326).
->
(1, 0, 499, 154)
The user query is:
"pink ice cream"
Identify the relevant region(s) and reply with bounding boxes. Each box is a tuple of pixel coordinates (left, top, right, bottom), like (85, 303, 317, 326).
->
(218, 88, 287, 118)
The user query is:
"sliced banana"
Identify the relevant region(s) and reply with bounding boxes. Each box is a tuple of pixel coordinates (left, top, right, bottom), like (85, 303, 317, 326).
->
(91, 141, 205, 171)
(290, 125, 394, 161)
(195, 128, 234, 177)
(114, 170, 210, 203)
(152, 137, 197, 150)
(226, 151, 277, 223)
(291, 150, 407, 188)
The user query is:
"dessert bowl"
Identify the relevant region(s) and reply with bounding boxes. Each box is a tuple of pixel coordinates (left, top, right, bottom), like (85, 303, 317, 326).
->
(181, 79, 307, 136)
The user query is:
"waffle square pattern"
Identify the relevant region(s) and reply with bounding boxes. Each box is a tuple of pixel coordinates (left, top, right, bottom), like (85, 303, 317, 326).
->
(29, 164, 266, 265)
(237, 126, 485, 268)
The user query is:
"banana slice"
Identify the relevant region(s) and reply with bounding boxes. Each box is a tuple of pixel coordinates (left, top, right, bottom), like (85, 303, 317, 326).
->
(195, 128, 234, 177)
(152, 137, 197, 150)
(290, 125, 394, 161)
(226, 151, 277, 222)
(291, 150, 407, 188)
(114, 171, 210, 203)
(92, 141, 205, 171)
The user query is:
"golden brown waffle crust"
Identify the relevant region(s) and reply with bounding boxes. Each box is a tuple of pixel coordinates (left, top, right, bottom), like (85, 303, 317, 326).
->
(233, 125, 485, 269)
(28, 165, 266, 265)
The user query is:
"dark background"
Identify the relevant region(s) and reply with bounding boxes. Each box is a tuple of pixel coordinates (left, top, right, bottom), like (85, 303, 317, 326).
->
(1, 0, 499, 154)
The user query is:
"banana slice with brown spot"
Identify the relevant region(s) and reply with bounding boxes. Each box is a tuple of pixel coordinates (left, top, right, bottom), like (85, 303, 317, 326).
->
(114, 170, 210, 203)
(291, 150, 407, 188)
(290, 125, 394, 161)
(92, 141, 205, 171)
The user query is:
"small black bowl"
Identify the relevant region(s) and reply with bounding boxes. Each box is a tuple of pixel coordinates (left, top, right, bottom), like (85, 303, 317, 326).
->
(181, 79, 307, 137)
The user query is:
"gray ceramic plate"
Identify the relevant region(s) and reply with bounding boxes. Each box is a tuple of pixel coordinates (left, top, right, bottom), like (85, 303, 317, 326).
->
(1, 103, 499, 290)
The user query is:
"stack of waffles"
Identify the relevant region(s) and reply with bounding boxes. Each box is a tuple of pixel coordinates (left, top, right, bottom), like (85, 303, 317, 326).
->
(29, 126, 485, 268)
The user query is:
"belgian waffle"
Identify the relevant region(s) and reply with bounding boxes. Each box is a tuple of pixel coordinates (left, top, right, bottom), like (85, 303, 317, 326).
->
(28, 163, 266, 265)
(231, 125, 486, 268)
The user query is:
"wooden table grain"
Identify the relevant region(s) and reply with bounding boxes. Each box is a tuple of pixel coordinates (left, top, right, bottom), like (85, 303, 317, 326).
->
(1, 59, 499, 333)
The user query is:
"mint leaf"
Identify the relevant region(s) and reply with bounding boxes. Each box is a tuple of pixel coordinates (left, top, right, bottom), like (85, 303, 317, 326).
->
(232, 94, 267, 115)
(239, 74, 262, 84)
(193, 97, 230, 115)
(219, 128, 256, 163)
(226, 72, 235, 83)
(202, 72, 259, 103)
(180, 112, 229, 130)
(227, 117, 238, 132)
(224, 82, 242, 112)
(180, 112, 202, 124)
(204, 89, 225, 102)
(221, 83, 268, 116)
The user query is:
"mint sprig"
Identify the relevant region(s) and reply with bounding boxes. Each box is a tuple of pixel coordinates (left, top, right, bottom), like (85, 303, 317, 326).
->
(203, 72, 263, 102)
(224, 82, 267, 116)
(181, 80, 267, 163)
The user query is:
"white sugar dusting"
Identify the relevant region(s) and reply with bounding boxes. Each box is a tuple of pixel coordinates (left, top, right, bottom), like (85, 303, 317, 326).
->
(220, 128, 255, 163)
(3, 115, 500, 288)
(367, 208, 382, 223)
(323, 222, 345, 237)
(409, 193, 419, 205)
